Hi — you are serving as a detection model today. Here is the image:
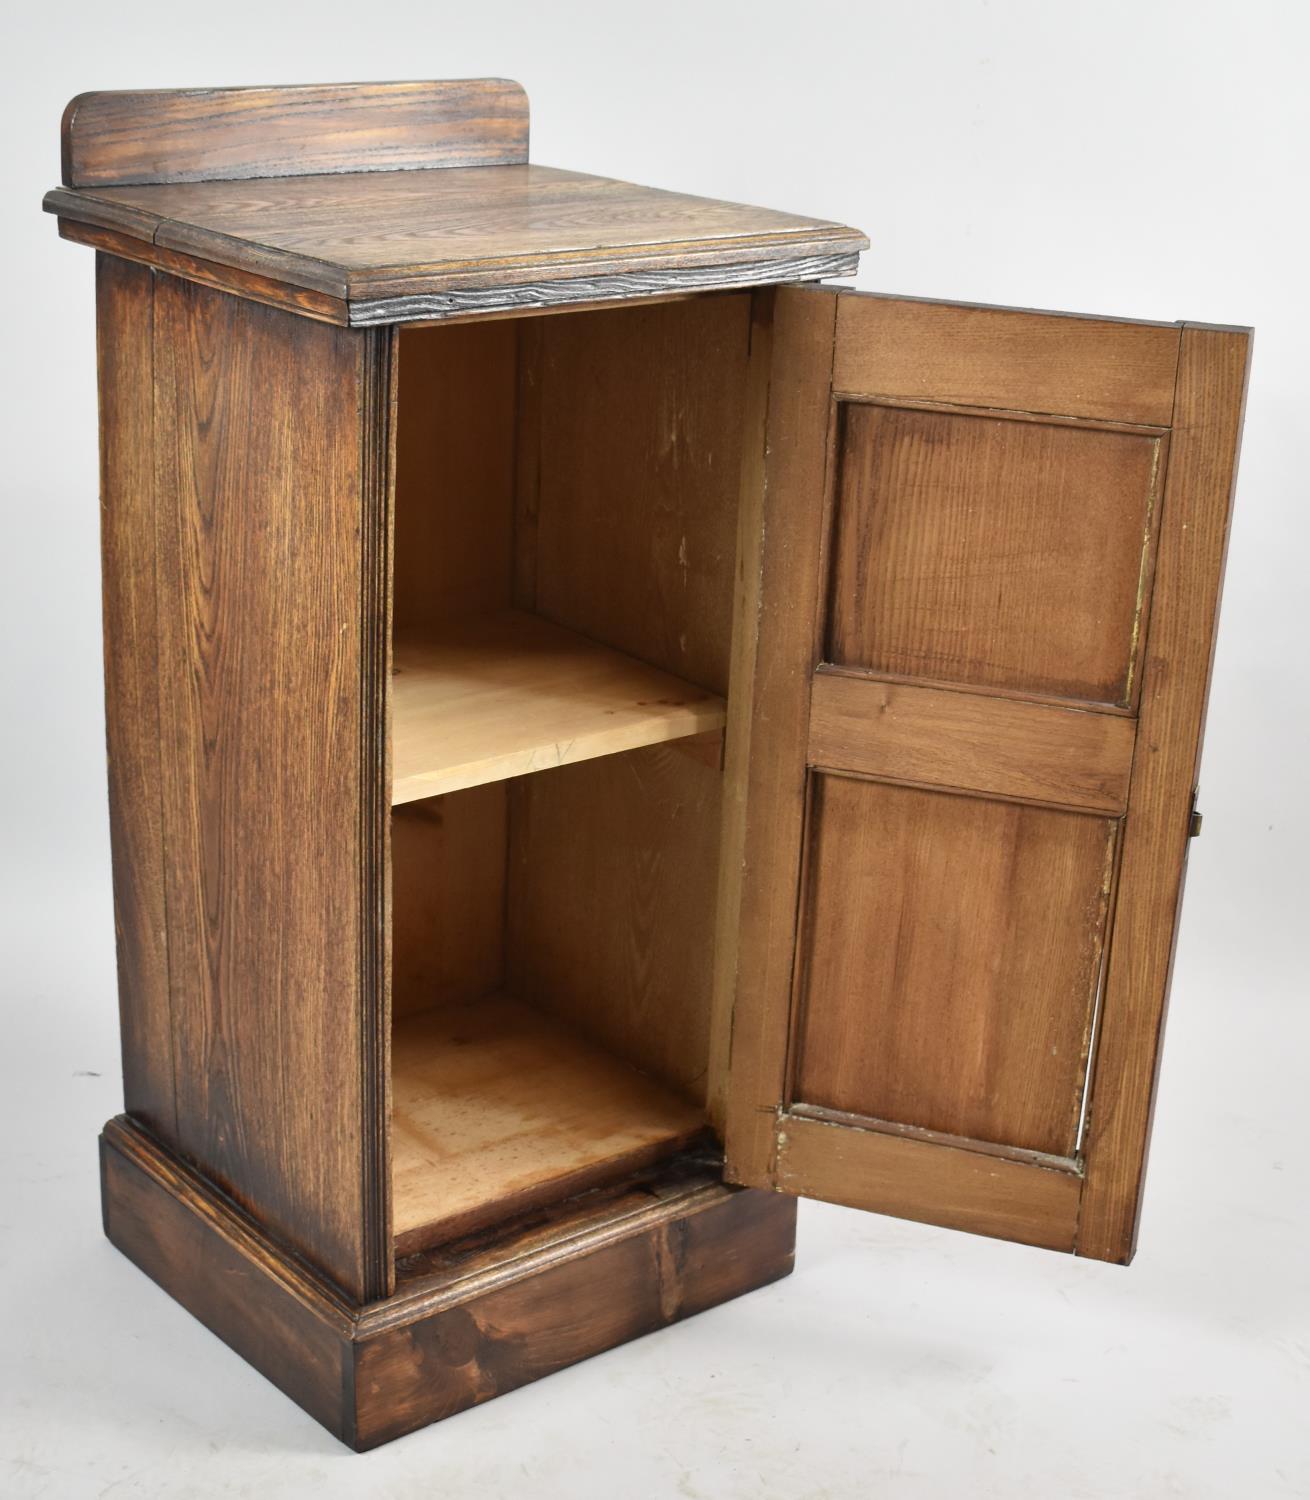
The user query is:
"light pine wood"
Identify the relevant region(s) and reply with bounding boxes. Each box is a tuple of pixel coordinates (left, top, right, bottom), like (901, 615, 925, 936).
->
(793, 776, 1118, 1158)
(721, 289, 1248, 1264)
(827, 403, 1166, 706)
(390, 611, 726, 804)
(507, 744, 723, 1106)
(46, 164, 867, 323)
(528, 295, 753, 695)
(808, 672, 1137, 813)
(391, 995, 706, 1253)
(62, 80, 530, 187)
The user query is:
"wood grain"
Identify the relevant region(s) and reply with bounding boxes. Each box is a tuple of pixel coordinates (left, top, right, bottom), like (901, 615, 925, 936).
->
(833, 294, 1180, 425)
(719, 286, 838, 1184)
(150, 273, 391, 1301)
(827, 403, 1165, 706)
(391, 611, 726, 803)
(393, 319, 517, 628)
(808, 673, 1136, 812)
(95, 254, 176, 1142)
(47, 164, 867, 322)
(391, 995, 706, 1253)
(391, 787, 507, 1019)
(62, 80, 530, 187)
(721, 289, 1248, 1264)
(792, 775, 1117, 1158)
(530, 294, 753, 694)
(1076, 324, 1252, 1262)
(774, 1114, 1081, 1251)
(102, 1115, 796, 1450)
(507, 743, 724, 1105)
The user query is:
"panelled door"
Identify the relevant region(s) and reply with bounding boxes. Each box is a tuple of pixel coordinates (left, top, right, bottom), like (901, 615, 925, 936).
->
(720, 287, 1249, 1263)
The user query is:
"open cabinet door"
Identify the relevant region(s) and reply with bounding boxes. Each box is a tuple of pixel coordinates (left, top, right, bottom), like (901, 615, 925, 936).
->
(718, 287, 1249, 1263)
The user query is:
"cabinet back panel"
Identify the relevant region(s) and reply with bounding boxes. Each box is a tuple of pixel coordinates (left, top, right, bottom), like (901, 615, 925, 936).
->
(394, 319, 517, 628)
(507, 744, 722, 1107)
(526, 294, 751, 695)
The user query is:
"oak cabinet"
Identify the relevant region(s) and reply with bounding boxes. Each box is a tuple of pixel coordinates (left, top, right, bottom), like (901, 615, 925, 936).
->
(45, 79, 1250, 1450)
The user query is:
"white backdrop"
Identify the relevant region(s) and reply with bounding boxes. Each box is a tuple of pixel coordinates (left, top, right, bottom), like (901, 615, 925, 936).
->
(2, 3, 1307, 1496)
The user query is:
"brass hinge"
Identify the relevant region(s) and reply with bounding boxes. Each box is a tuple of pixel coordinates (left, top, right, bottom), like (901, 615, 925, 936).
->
(1189, 789, 1203, 839)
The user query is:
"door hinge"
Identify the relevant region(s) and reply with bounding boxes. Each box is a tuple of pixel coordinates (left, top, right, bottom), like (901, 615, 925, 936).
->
(1189, 789, 1203, 839)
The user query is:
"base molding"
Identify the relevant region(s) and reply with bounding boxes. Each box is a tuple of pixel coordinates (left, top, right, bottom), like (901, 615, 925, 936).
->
(99, 1116, 797, 1450)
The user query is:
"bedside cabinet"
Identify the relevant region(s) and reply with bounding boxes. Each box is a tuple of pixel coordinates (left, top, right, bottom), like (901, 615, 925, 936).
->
(44, 79, 1250, 1450)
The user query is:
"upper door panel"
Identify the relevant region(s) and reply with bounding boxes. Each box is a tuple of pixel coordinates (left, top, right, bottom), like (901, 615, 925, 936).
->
(720, 288, 1249, 1262)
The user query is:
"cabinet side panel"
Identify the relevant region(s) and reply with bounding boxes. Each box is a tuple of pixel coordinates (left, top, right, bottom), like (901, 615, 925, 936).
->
(97, 253, 176, 1141)
(151, 274, 390, 1302)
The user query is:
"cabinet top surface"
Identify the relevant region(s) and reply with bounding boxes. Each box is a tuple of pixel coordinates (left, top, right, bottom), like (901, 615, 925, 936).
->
(48, 162, 865, 292)
(46, 81, 866, 324)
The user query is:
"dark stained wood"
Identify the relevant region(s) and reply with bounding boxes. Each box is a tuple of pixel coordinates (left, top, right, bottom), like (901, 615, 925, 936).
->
(1076, 324, 1252, 1262)
(508, 743, 724, 1106)
(96, 254, 175, 1142)
(808, 673, 1137, 813)
(826, 403, 1166, 706)
(832, 294, 1180, 425)
(101, 1118, 354, 1440)
(528, 293, 754, 695)
(101, 1116, 795, 1452)
(792, 775, 1118, 1158)
(59, 219, 351, 322)
(774, 1114, 1082, 1252)
(62, 79, 530, 187)
(149, 273, 392, 1302)
(46, 165, 868, 325)
(722, 289, 1248, 1264)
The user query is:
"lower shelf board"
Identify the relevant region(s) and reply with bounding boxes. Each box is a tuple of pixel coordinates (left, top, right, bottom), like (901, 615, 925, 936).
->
(391, 994, 707, 1254)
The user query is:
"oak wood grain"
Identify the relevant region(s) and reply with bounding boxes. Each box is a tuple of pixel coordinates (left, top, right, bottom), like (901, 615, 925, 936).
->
(720, 286, 839, 1182)
(391, 995, 706, 1254)
(792, 775, 1117, 1157)
(47, 164, 867, 322)
(721, 289, 1248, 1264)
(808, 673, 1136, 813)
(1076, 324, 1252, 1262)
(102, 1115, 795, 1450)
(62, 79, 530, 187)
(96, 254, 176, 1142)
(149, 273, 392, 1301)
(833, 294, 1180, 424)
(826, 402, 1166, 706)
(774, 1114, 1082, 1251)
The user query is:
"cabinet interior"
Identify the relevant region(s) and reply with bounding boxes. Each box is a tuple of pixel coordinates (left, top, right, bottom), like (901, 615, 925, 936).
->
(389, 294, 754, 1255)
